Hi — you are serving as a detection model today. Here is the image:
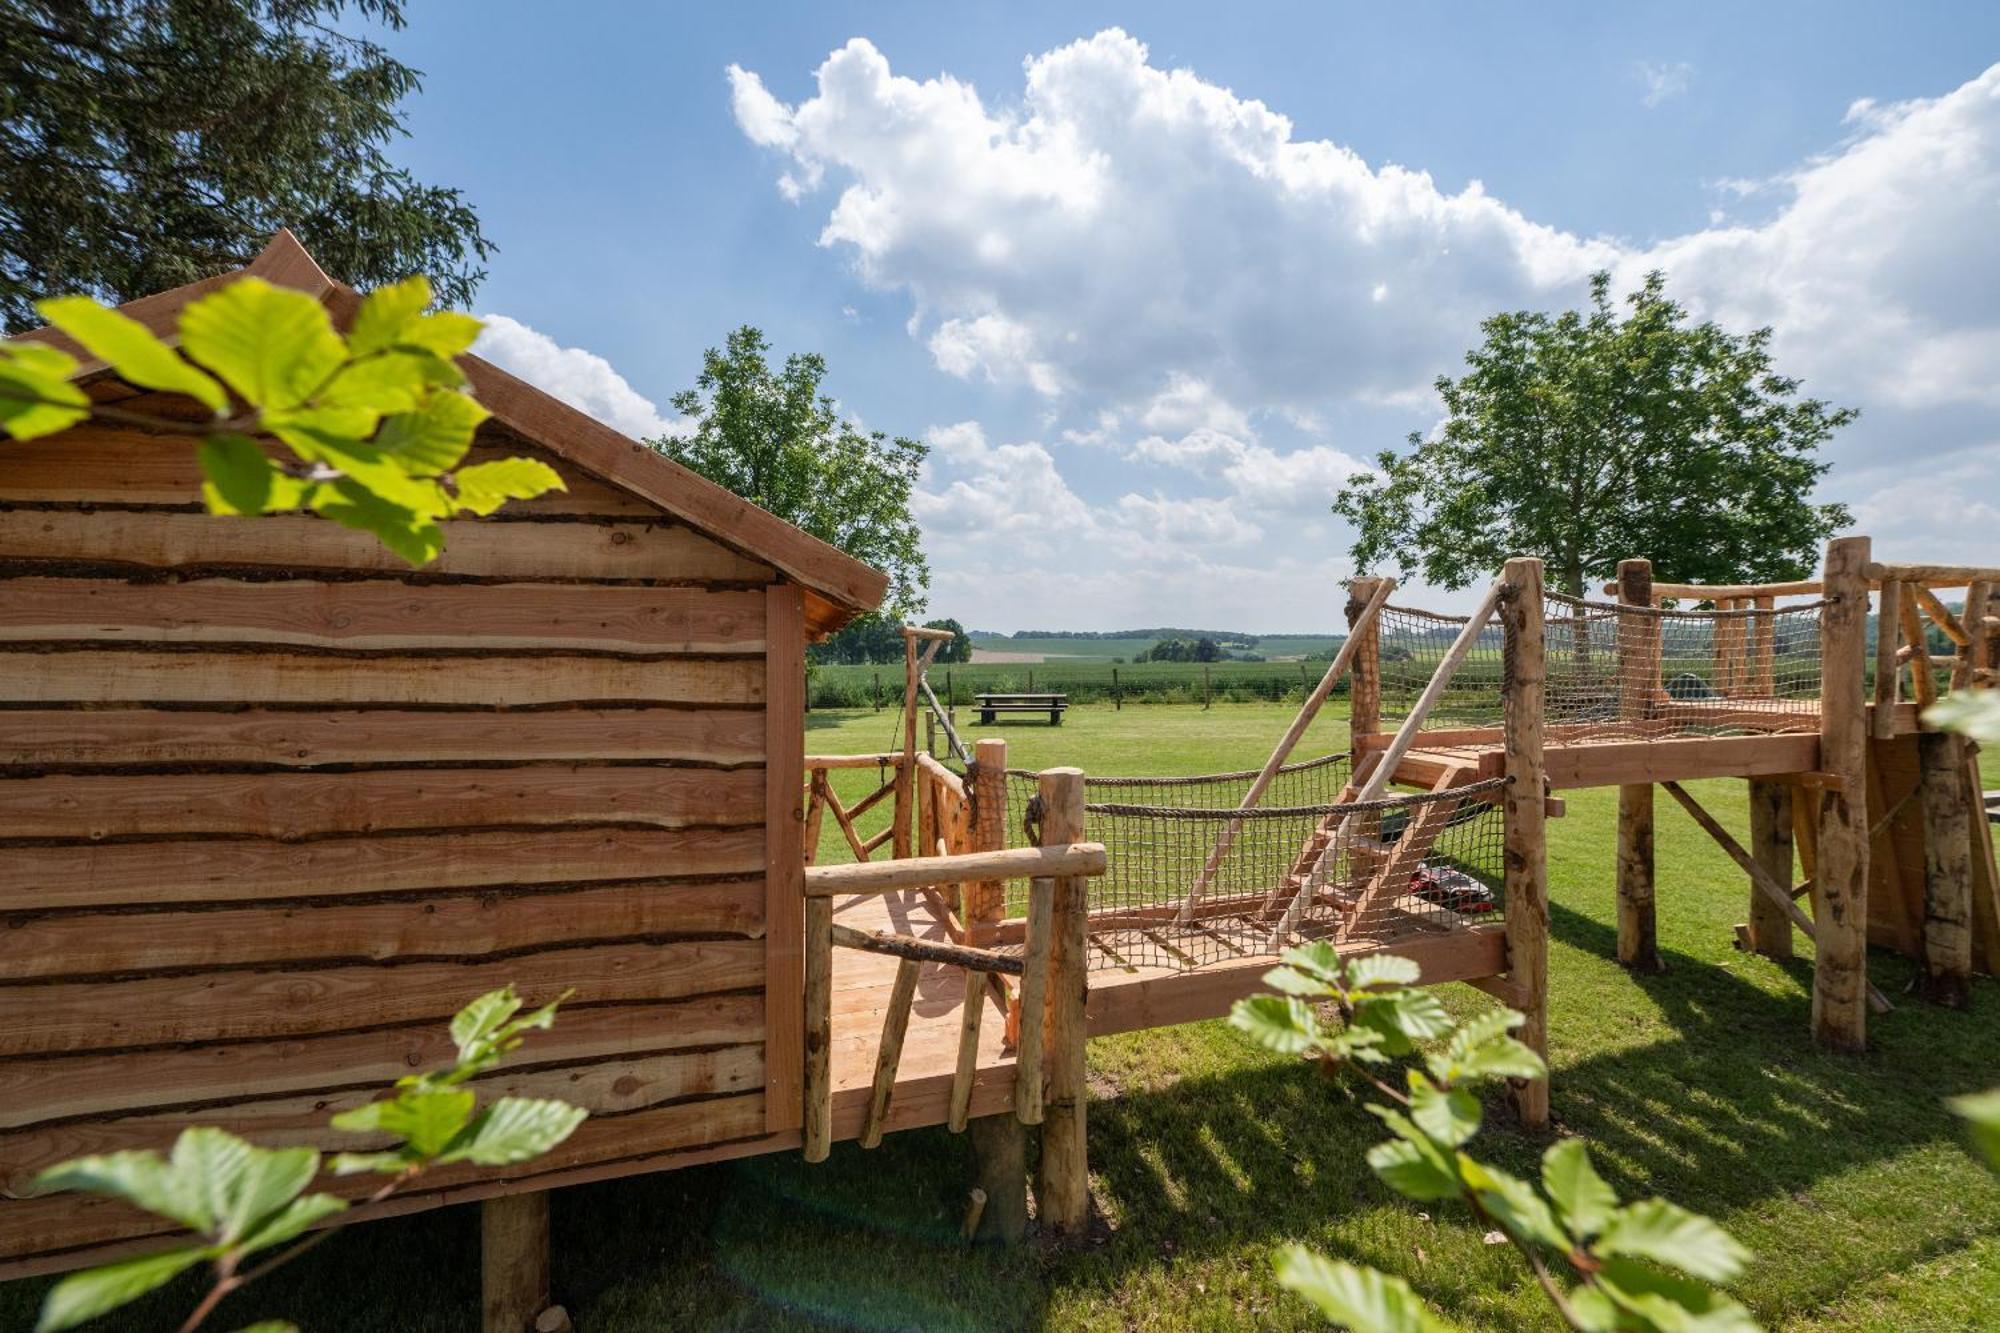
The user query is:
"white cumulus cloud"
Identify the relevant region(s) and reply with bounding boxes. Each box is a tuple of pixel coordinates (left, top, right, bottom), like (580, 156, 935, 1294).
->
(473, 314, 684, 441)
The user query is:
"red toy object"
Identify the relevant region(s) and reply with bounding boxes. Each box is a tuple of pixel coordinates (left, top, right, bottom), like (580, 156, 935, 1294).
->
(1410, 865, 1497, 914)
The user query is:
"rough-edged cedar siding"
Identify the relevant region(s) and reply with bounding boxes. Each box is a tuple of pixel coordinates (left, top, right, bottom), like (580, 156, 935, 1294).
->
(0, 416, 787, 1272)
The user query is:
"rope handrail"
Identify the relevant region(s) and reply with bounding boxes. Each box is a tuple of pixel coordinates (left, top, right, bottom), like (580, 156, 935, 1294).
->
(1087, 774, 1508, 821)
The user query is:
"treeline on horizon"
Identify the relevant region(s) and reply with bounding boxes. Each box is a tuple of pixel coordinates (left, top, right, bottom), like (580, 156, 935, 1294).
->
(971, 627, 1342, 643)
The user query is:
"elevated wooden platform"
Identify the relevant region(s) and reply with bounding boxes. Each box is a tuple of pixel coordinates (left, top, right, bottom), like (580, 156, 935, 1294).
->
(1360, 702, 1924, 792)
(825, 890, 1508, 1141)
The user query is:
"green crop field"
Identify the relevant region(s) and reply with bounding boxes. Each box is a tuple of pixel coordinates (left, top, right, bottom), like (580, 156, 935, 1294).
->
(968, 633, 1346, 663)
(811, 658, 1343, 708)
(21, 703, 1997, 1332)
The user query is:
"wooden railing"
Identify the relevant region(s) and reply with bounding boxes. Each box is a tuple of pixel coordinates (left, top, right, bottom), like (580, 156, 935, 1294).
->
(799, 768, 1103, 1237)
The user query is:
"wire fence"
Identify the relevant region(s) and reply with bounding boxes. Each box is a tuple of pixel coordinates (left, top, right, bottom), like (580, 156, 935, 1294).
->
(992, 755, 1507, 972)
(1377, 593, 1827, 740)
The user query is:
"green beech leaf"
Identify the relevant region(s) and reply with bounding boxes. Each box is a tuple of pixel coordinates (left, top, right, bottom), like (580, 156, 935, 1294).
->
(311, 480, 444, 566)
(34, 1149, 205, 1231)
(320, 350, 456, 412)
(1229, 994, 1320, 1055)
(401, 310, 482, 360)
(1350, 988, 1453, 1056)
(1948, 1086, 2000, 1170)
(450, 987, 525, 1061)
(1595, 1198, 1750, 1283)
(346, 276, 435, 357)
(451, 457, 564, 515)
(35, 1245, 212, 1333)
(1367, 1138, 1462, 1200)
(0, 344, 90, 440)
(35, 296, 227, 413)
(1277, 940, 1345, 986)
(1407, 1074, 1483, 1148)
(1541, 1139, 1620, 1240)
(327, 1150, 412, 1177)
(172, 1129, 320, 1247)
(199, 435, 311, 516)
(374, 389, 489, 475)
(436, 1096, 587, 1167)
(332, 1088, 476, 1158)
(178, 278, 347, 411)
(1592, 1257, 1761, 1332)
(1272, 1245, 1452, 1332)
(1460, 1156, 1570, 1252)
(1345, 954, 1423, 991)
(1926, 693, 2000, 746)
(233, 1192, 347, 1258)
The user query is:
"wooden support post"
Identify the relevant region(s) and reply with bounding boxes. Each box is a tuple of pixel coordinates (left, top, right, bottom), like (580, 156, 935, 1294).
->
(802, 893, 833, 1163)
(861, 956, 922, 1148)
(1965, 581, 1993, 692)
(1873, 578, 1902, 739)
(482, 1191, 551, 1333)
(1747, 778, 1795, 959)
(1815, 535, 1873, 1051)
(1348, 577, 1385, 742)
(1036, 767, 1091, 1236)
(765, 584, 807, 1135)
(1901, 595, 1938, 710)
(1615, 559, 1660, 971)
(1752, 595, 1777, 696)
(953, 739, 1010, 1131)
(1918, 731, 1973, 1007)
(967, 1112, 1028, 1243)
(1500, 557, 1550, 1131)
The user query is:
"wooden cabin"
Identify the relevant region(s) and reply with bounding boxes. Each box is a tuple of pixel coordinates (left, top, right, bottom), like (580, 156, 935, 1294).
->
(0, 233, 888, 1278)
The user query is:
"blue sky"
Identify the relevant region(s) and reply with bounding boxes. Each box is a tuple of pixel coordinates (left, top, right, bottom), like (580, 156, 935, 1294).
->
(372, 4, 2000, 630)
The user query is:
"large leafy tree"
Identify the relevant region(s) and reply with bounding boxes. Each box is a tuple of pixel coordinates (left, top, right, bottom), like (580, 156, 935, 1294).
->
(656, 325, 929, 622)
(1334, 272, 1855, 598)
(1, 0, 491, 330)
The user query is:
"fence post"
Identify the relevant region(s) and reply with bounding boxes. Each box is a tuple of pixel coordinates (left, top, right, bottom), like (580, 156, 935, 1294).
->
(1815, 535, 1871, 1051)
(958, 738, 1025, 1239)
(1500, 557, 1550, 1130)
(482, 1191, 552, 1333)
(894, 635, 917, 860)
(1113, 667, 1121, 710)
(1203, 664, 1212, 709)
(1028, 668, 1035, 692)
(1035, 766, 1090, 1236)
(872, 671, 882, 712)
(1917, 731, 1973, 1007)
(1348, 578, 1384, 742)
(1614, 558, 1660, 972)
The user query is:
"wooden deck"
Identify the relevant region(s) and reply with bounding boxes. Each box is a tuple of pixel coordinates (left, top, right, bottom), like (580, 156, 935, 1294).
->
(826, 890, 1509, 1142)
(1363, 702, 1923, 792)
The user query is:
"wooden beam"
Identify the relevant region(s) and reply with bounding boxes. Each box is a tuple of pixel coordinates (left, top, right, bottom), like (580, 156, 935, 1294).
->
(1816, 536, 1875, 1049)
(803, 843, 1106, 896)
(830, 922, 1023, 974)
(1500, 557, 1550, 1129)
(1602, 578, 1826, 600)
(1864, 563, 2000, 587)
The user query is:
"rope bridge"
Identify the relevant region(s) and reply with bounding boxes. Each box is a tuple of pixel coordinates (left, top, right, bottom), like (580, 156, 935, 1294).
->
(996, 756, 1508, 972)
(1376, 592, 1828, 740)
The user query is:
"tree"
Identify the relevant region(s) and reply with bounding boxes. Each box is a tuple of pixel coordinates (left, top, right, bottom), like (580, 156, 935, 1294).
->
(923, 618, 971, 664)
(656, 326, 928, 621)
(809, 614, 903, 666)
(1, 1, 492, 331)
(1334, 272, 1855, 599)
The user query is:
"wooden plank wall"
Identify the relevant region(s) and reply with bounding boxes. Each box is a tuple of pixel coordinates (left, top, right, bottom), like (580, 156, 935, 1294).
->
(0, 409, 796, 1273)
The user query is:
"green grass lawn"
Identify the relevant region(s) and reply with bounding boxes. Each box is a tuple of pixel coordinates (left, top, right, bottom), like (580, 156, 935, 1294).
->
(8, 703, 1997, 1331)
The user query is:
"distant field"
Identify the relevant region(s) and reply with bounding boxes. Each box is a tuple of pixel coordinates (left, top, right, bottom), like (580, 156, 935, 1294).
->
(810, 657, 1342, 708)
(966, 633, 1345, 663)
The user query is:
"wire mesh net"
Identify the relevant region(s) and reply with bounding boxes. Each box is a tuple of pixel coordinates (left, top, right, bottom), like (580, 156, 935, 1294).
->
(998, 756, 1507, 973)
(1376, 593, 1826, 741)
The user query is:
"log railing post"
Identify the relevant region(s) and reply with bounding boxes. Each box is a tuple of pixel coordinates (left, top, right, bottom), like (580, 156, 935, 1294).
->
(1614, 558, 1660, 972)
(1815, 535, 1872, 1051)
(957, 738, 1026, 1239)
(1500, 557, 1550, 1130)
(894, 633, 918, 859)
(1035, 767, 1091, 1236)
(1873, 577, 1902, 739)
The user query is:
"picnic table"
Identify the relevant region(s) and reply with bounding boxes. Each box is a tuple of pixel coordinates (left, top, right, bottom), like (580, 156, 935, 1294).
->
(974, 691, 1069, 725)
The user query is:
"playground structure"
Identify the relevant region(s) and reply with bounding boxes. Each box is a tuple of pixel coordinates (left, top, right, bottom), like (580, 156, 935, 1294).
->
(3, 240, 1995, 1328)
(798, 538, 1999, 1240)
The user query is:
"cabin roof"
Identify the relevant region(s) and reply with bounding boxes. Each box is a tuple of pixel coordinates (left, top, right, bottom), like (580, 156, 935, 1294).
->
(9, 231, 888, 637)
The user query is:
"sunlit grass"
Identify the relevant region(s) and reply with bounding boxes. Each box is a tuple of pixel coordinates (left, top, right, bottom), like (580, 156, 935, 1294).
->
(6, 704, 1995, 1331)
